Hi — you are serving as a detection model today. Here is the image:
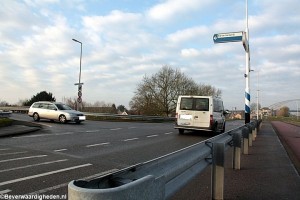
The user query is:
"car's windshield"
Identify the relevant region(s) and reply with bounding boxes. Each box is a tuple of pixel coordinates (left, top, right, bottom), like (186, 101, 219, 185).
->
(55, 103, 72, 110)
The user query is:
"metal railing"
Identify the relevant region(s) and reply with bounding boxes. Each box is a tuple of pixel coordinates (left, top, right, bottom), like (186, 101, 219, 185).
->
(68, 120, 261, 200)
(0, 111, 12, 118)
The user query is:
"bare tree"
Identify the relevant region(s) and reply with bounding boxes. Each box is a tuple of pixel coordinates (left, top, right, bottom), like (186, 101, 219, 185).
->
(277, 106, 290, 117)
(130, 65, 222, 116)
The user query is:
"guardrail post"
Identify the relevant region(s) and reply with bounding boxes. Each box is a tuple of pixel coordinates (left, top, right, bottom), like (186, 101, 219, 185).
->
(232, 132, 242, 170)
(252, 121, 257, 141)
(212, 143, 224, 200)
(246, 124, 253, 147)
(242, 127, 249, 155)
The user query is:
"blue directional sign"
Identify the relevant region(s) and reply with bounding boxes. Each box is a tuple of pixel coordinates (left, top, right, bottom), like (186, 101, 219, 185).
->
(213, 31, 244, 43)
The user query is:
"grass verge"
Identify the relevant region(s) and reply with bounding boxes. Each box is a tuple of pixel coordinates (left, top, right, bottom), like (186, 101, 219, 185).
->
(0, 118, 13, 127)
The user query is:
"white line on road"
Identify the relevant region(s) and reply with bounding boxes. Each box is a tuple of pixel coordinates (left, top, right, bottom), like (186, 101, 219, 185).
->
(53, 149, 67, 152)
(27, 169, 118, 195)
(110, 128, 122, 131)
(0, 151, 28, 156)
(123, 138, 139, 142)
(147, 135, 158, 138)
(0, 189, 11, 194)
(164, 132, 173, 135)
(86, 130, 100, 133)
(13, 134, 52, 138)
(0, 148, 10, 151)
(86, 143, 110, 148)
(55, 132, 74, 136)
(0, 159, 68, 173)
(0, 155, 48, 163)
(0, 163, 92, 186)
(128, 127, 137, 129)
(13, 132, 74, 139)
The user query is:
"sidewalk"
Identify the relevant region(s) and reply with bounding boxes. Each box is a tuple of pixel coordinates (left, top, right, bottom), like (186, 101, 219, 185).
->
(172, 121, 300, 200)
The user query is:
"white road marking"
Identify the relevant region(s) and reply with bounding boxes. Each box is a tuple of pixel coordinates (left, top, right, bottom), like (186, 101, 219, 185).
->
(164, 132, 173, 135)
(53, 149, 67, 152)
(0, 163, 92, 186)
(0, 148, 10, 151)
(86, 143, 110, 148)
(110, 128, 122, 131)
(27, 169, 119, 195)
(128, 127, 137, 129)
(123, 138, 139, 142)
(13, 134, 52, 138)
(13, 132, 74, 139)
(0, 155, 47, 163)
(147, 135, 158, 138)
(86, 130, 100, 133)
(0, 189, 11, 194)
(55, 132, 74, 135)
(38, 123, 52, 127)
(0, 151, 28, 156)
(0, 159, 68, 173)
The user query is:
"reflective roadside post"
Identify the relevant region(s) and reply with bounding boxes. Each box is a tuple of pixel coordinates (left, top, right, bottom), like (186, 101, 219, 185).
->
(72, 38, 83, 111)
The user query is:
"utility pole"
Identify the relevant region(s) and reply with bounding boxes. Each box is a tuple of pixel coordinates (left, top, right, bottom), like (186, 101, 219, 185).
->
(72, 38, 83, 111)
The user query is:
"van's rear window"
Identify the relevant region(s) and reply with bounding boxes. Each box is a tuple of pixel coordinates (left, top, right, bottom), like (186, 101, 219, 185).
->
(180, 98, 209, 111)
(195, 98, 209, 111)
(180, 98, 193, 110)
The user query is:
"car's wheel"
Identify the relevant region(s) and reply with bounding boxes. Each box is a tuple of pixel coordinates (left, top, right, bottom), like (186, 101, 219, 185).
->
(59, 115, 67, 124)
(33, 113, 40, 122)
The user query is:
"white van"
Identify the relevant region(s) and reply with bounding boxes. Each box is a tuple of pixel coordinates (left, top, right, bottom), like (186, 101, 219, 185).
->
(174, 96, 227, 134)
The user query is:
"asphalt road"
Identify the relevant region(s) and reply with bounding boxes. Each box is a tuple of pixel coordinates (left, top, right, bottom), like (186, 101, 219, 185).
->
(0, 113, 243, 197)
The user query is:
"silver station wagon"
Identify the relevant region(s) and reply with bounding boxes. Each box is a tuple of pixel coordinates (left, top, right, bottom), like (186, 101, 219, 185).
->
(28, 101, 86, 124)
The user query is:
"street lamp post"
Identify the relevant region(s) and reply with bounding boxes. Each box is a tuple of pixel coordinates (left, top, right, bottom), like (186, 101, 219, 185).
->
(72, 38, 83, 111)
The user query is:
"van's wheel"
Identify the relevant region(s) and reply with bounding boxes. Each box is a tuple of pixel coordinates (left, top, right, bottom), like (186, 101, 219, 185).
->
(59, 115, 67, 124)
(33, 113, 40, 122)
(178, 129, 184, 134)
(212, 122, 218, 135)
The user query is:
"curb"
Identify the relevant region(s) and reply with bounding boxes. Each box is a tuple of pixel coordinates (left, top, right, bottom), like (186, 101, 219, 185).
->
(0, 120, 42, 137)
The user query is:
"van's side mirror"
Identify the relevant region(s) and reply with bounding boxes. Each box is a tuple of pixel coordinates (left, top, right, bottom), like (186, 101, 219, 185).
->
(223, 110, 230, 115)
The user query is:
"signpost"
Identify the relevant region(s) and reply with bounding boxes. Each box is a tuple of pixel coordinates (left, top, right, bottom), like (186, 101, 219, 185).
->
(213, 0, 251, 124)
(213, 31, 243, 43)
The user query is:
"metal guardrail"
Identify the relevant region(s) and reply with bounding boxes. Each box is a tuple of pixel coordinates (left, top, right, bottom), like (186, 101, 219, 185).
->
(0, 111, 12, 118)
(0, 106, 29, 113)
(68, 120, 261, 200)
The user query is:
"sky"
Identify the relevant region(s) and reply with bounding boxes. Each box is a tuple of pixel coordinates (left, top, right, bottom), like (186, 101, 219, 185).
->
(1, 0, 300, 110)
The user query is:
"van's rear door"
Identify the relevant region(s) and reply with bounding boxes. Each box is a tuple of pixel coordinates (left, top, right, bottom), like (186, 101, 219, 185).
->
(192, 98, 210, 128)
(177, 97, 194, 127)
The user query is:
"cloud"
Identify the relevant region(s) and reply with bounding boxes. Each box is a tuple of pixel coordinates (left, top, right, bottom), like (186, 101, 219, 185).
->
(146, 0, 211, 21)
(0, 0, 299, 110)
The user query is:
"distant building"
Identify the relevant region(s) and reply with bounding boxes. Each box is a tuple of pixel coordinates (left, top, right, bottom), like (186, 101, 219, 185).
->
(228, 110, 244, 119)
(261, 107, 271, 117)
